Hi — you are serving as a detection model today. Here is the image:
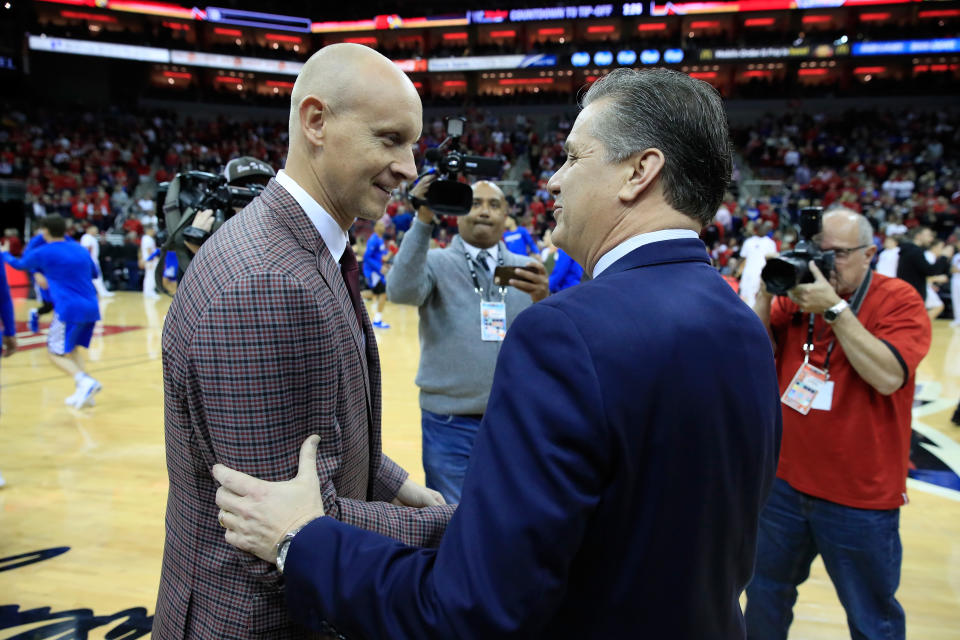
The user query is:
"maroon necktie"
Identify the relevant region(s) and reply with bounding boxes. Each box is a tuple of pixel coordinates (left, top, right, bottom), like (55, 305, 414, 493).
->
(339, 244, 364, 328)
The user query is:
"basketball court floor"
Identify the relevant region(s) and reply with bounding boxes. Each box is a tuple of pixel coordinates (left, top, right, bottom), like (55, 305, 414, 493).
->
(1, 292, 959, 638)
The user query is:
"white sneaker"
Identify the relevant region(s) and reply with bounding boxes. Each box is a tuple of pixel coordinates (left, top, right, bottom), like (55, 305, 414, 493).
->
(0, 470, 5, 488)
(71, 376, 102, 408)
(65, 389, 96, 408)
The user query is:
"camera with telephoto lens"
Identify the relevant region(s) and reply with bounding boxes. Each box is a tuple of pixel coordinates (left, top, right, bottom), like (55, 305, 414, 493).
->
(414, 117, 505, 216)
(760, 207, 836, 296)
(156, 156, 275, 289)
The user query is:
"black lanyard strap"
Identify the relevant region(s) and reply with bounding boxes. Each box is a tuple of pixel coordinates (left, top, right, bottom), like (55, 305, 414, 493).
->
(804, 268, 873, 373)
(463, 243, 506, 300)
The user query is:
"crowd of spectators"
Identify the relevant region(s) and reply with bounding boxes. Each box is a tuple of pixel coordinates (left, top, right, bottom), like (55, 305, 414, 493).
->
(2, 99, 956, 303)
(731, 107, 958, 234)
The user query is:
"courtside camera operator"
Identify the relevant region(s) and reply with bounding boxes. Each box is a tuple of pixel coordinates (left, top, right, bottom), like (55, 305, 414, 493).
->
(155, 156, 274, 293)
(745, 207, 931, 639)
(408, 116, 505, 216)
(385, 116, 548, 503)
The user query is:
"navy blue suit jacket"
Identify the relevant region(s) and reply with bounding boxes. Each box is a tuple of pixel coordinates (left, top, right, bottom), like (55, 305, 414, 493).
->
(285, 238, 782, 639)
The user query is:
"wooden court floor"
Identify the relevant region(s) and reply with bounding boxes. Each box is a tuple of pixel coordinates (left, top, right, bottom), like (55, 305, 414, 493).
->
(1, 292, 959, 638)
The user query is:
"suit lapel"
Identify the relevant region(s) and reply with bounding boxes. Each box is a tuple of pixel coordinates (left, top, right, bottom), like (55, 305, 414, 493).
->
(262, 179, 370, 402)
(314, 244, 367, 373)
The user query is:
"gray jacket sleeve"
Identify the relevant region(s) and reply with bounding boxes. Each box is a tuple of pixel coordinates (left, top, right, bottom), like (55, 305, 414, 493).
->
(386, 218, 436, 307)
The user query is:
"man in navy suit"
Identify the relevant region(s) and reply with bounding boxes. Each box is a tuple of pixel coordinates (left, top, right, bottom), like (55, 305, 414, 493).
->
(213, 68, 782, 639)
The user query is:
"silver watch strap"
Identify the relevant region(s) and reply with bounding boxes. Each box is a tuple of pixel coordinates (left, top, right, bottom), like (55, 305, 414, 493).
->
(276, 522, 309, 574)
(825, 299, 849, 322)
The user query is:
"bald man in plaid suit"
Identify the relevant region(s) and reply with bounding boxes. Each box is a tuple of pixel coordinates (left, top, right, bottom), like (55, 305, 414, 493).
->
(153, 44, 454, 639)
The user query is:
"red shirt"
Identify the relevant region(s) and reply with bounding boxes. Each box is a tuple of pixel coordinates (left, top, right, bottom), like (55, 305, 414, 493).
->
(769, 274, 930, 509)
(123, 218, 144, 236)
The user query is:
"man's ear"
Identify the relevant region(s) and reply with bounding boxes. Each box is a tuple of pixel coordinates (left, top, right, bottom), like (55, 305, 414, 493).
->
(618, 148, 665, 205)
(299, 96, 327, 148)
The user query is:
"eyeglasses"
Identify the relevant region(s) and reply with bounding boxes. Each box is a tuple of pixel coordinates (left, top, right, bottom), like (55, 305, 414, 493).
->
(829, 244, 871, 260)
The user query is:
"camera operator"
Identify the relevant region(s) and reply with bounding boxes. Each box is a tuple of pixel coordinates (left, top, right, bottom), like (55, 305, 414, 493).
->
(155, 157, 276, 295)
(387, 176, 549, 503)
(183, 208, 215, 256)
(745, 208, 931, 640)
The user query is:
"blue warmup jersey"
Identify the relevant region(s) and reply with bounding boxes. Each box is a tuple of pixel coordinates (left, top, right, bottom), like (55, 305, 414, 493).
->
(163, 250, 179, 280)
(0, 260, 15, 337)
(548, 248, 583, 293)
(23, 233, 53, 303)
(4, 241, 99, 323)
(363, 234, 388, 287)
(503, 228, 538, 257)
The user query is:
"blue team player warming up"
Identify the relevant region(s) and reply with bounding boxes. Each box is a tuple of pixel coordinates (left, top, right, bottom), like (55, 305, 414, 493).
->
(363, 221, 391, 329)
(502, 216, 539, 257)
(3, 215, 102, 408)
(0, 258, 16, 487)
(21, 230, 56, 333)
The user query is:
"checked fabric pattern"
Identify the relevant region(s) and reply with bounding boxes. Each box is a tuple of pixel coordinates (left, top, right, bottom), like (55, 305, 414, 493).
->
(154, 179, 455, 639)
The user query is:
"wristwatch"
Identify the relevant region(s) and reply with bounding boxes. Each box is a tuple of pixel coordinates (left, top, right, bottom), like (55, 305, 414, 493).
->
(276, 523, 308, 575)
(823, 299, 849, 324)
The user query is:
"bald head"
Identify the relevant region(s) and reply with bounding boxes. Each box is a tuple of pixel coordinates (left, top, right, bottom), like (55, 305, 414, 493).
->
(460, 180, 509, 248)
(819, 206, 876, 296)
(472, 180, 506, 201)
(289, 43, 419, 144)
(823, 207, 872, 246)
(283, 43, 422, 230)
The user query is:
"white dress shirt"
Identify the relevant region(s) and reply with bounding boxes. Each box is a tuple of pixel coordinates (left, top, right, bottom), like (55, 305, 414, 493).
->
(275, 169, 348, 262)
(593, 229, 700, 277)
(461, 239, 500, 276)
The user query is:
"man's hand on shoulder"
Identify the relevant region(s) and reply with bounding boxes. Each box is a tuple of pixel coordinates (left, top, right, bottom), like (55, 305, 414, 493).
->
(392, 478, 446, 508)
(213, 435, 326, 564)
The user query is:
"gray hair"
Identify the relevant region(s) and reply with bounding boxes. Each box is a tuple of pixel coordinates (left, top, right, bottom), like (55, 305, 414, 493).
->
(581, 68, 732, 226)
(855, 215, 873, 246)
(824, 206, 874, 245)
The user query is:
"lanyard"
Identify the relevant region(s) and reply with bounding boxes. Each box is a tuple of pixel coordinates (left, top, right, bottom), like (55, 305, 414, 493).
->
(464, 245, 506, 301)
(803, 269, 873, 373)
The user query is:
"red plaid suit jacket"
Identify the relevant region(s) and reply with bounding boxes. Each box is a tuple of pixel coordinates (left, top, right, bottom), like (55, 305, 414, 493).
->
(154, 179, 454, 639)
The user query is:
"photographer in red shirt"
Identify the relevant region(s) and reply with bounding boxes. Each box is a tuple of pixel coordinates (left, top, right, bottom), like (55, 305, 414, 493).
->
(745, 208, 930, 640)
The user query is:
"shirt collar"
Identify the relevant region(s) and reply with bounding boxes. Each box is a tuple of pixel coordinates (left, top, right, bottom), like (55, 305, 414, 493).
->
(275, 169, 348, 261)
(593, 229, 700, 277)
(461, 237, 499, 263)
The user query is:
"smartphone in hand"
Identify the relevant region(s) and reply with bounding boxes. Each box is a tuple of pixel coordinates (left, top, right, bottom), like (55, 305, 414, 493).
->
(494, 266, 523, 286)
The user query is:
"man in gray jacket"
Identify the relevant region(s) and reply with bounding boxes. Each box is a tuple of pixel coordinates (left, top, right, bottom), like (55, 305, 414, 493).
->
(387, 179, 549, 503)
